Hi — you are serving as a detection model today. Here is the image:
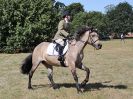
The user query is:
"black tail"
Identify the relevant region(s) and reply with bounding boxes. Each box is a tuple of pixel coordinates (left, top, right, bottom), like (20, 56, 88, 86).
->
(20, 54, 32, 75)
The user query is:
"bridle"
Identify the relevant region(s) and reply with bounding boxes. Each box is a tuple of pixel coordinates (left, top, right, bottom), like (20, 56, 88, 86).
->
(89, 33, 99, 45)
(79, 30, 99, 45)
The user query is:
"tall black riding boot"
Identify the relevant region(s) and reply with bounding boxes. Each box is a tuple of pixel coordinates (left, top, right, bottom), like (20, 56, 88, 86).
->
(58, 46, 64, 61)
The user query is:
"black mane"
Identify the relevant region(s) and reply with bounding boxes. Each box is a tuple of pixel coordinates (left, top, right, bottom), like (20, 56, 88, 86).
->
(74, 26, 92, 40)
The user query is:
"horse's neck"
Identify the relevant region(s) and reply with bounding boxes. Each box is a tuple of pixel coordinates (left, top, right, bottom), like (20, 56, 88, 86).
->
(75, 40, 87, 52)
(75, 31, 89, 52)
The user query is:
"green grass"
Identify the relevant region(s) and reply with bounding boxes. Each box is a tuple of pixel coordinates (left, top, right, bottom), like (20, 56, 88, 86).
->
(0, 39, 133, 99)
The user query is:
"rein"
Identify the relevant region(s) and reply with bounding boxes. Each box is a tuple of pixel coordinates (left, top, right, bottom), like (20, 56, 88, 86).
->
(89, 31, 99, 45)
(90, 38, 99, 45)
(79, 31, 99, 45)
(79, 40, 86, 44)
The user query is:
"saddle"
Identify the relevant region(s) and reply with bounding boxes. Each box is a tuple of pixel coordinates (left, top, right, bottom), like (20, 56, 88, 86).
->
(47, 40, 68, 56)
(47, 40, 68, 67)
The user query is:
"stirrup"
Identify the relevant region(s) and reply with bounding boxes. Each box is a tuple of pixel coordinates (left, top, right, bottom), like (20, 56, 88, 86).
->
(58, 56, 64, 61)
(58, 56, 66, 67)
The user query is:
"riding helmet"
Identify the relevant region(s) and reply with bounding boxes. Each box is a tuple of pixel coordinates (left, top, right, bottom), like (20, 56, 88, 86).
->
(62, 11, 70, 18)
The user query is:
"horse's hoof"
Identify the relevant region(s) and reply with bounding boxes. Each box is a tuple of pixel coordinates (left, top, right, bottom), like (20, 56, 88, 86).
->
(81, 80, 88, 88)
(77, 89, 83, 94)
(81, 82, 86, 88)
(53, 84, 59, 89)
(28, 86, 33, 90)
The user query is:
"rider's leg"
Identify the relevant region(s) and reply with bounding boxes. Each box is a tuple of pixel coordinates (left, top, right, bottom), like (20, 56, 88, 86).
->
(58, 45, 64, 61)
(55, 39, 65, 61)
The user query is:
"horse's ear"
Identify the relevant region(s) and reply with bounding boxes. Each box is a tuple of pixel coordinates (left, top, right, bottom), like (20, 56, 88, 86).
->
(90, 27, 98, 32)
(90, 27, 94, 32)
(93, 28, 98, 32)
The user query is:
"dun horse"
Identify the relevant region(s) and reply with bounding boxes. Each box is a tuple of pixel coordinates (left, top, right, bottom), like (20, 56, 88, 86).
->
(21, 26, 102, 93)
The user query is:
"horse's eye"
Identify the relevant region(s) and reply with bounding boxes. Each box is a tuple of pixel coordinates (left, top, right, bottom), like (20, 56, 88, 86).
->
(92, 35, 95, 37)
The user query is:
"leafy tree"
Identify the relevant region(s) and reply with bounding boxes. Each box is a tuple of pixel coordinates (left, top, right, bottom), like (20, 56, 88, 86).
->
(71, 12, 88, 33)
(104, 4, 115, 13)
(0, 0, 58, 53)
(54, 1, 65, 9)
(65, 3, 84, 18)
(106, 2, 133, 35)
(1, 0, 133, 53)
(71, 11, 107, 37)
(87, 11, 106, 31)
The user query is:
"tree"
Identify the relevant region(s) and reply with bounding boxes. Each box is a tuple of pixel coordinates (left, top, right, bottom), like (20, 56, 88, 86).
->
(87, 12, 106, 30)
(71, 11, 107, 37)
(71, 12, 88, 33)
(0, 0, 58, 53)
(106, 2, 133, 35)
(65, 3, 84, 18)
(104, 4, 115, 13)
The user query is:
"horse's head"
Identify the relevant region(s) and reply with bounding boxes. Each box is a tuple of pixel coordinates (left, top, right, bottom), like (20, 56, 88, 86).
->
(74, 26, 102, 50)
(86, 28, 102, 50)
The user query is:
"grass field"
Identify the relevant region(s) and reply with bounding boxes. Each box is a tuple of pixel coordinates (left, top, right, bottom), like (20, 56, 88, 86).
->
(0, 39, 133, 99)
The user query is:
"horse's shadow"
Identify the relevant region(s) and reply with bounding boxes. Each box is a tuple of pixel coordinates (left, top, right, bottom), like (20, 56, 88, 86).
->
(33, 81, 127, 91)
(58, 82, 127, 92)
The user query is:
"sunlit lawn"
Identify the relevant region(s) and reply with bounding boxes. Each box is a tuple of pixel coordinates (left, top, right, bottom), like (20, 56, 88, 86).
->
(0, 39, 133, 99)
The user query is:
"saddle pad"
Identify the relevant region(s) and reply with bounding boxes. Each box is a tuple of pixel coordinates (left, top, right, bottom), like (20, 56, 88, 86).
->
(47, 42, 68, 56)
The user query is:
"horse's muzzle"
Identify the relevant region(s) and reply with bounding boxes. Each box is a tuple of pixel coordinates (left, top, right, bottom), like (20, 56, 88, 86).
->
(98, 44, 102, 49)
(95, 43, 102, 50)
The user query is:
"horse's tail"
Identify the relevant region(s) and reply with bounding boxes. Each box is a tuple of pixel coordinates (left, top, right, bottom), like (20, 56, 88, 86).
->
(20, 54, 32, 75)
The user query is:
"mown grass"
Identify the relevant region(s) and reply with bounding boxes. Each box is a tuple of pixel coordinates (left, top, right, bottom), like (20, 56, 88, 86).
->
(0, 39, 133, 99)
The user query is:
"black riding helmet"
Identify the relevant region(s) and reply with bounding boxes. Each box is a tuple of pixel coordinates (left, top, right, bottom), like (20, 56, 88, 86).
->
(62, 11, 70, 18)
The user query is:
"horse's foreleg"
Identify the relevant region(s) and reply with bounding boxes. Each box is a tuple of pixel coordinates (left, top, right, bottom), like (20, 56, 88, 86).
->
(71, 68, 82, 93)
(77, 63, 90, 87)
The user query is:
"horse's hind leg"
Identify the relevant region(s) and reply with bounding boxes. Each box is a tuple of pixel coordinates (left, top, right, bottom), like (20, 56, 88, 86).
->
(42, 62, 58, 89)
(77, 63, 90, 87)
(28, 61, 40, 89)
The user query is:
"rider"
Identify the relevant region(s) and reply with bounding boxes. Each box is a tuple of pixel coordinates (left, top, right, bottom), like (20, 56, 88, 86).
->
(53, 11, 71, 61)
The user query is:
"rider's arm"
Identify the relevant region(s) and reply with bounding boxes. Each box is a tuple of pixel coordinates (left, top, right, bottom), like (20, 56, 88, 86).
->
(58, 20, 69, 37)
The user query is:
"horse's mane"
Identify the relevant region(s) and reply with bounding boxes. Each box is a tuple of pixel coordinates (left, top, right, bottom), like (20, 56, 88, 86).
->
(73, 25, 92, 41)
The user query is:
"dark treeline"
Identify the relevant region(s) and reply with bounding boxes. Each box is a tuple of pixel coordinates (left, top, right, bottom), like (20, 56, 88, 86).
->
(0, 0, 133, 53)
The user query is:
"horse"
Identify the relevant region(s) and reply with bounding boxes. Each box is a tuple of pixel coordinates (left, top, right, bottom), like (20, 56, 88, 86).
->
(20, 26, 102, 93)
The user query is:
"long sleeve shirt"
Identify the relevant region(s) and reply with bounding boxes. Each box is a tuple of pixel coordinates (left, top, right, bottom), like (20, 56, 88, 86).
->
(53, 19, 70, 40)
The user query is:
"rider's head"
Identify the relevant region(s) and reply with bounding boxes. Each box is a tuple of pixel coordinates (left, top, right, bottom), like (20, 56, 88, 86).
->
(62, 11, 71, 21)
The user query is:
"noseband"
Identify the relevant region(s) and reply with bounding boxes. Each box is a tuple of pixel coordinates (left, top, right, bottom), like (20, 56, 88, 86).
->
(79, 31, 99, 45)
(90, 36, 99, 45)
